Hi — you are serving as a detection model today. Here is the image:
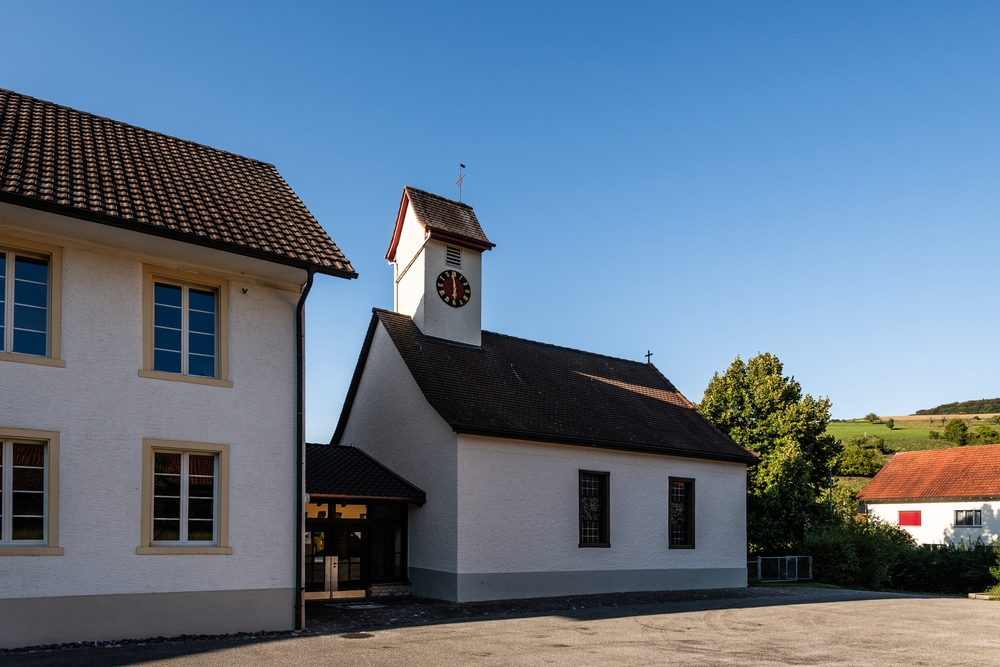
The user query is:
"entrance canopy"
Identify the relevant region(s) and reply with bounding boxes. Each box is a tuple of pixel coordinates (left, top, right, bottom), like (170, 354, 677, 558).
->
(306, 443, 426, 504)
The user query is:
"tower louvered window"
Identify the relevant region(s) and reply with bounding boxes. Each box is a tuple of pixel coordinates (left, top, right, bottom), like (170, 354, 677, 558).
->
(445, 245, 462, 267)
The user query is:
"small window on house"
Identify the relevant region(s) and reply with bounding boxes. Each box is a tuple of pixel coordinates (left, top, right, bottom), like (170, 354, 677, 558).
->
(139, 439, 230, 554)
(0, 431, 60, 552)
(445, 245, 462, 267)
(669, 478, 695, 548)
(579, 471, 609, 547)
(1, 251, 49, 356)
(153, 451, 218, 544)
(142, 266, 230, 386)
(956, 510, 982, 527)
(898, 510, 921, 526)
(153, 283, 218, 377)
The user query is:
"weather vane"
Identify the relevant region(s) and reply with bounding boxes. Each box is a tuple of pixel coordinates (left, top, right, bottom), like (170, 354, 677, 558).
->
(456, 164, 466, 202)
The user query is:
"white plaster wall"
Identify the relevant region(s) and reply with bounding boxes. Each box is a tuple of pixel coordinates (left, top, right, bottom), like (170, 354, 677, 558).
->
(419, 240, 482, 347)
(456, 435, 747, 573)
(394, 204, 427, 328)
(395, 249, 426, 334)
(0, 237, 298, 599)
(338, 322, 459, 573)
(867, 500, 1000, 545)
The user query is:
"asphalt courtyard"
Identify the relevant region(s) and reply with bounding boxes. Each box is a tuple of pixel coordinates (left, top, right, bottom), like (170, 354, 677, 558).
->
(4, 587, 1000, 666)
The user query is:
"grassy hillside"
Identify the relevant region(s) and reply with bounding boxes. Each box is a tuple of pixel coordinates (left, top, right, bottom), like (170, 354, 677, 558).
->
(825, 419, 956, 453)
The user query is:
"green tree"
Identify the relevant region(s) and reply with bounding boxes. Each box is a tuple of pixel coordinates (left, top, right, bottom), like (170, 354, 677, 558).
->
(969, 425, 1000, 446)
(885, 418, 894, 430)
(700, 353, 841, 555)
(944, 419, 968, 446)
(865, 413, 879, 423)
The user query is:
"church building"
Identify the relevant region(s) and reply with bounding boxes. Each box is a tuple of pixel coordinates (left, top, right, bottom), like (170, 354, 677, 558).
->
(324, 186, 757, 602)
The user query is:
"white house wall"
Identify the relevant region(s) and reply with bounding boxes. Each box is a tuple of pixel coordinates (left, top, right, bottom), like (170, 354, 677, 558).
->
(0, 229, 299, 646)
(338, 321, 459, 593)
(454, 434, 748, 601)
(867, 500, 1000, 546)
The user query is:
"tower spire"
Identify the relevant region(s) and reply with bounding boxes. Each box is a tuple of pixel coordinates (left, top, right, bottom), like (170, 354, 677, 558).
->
(456, 164, 466, 202)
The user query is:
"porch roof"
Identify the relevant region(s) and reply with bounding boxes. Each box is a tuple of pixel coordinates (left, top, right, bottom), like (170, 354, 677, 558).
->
(306, 443, 426, 505)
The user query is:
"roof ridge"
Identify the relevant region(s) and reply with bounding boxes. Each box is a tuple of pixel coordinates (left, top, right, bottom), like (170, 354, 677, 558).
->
(372, 309, 651, 368)
(0, 87, 275, 168)
(404, 184, 474, 210)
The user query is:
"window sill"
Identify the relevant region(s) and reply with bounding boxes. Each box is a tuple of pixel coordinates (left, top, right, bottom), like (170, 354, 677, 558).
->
(578, 543, 611, 548)
(669, 545, 696, 550)
(0, 352, 66, 368)
(0, 546, 64, 556)
(136, 546, 233, 555)
(138, 369, 233, 388)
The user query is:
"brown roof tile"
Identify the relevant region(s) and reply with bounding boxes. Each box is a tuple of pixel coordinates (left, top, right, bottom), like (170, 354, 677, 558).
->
(0, 88, 354, 277)
(857, 444, 1000, 501)
(333, 310, 758, 465)
(385, 187, 494, 261)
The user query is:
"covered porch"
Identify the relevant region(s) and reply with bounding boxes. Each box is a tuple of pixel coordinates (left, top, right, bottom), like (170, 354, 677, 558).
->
(305, 444, 426, 599)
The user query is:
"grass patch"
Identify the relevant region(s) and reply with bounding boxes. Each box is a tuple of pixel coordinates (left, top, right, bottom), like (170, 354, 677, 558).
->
(826, 420, 964, 452)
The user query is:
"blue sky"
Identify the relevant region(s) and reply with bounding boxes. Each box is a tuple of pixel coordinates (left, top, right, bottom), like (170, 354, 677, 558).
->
(4, 2, 999, 437)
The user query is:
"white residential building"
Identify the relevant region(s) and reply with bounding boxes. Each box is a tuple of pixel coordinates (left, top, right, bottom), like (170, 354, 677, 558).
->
(859, 444, 1000, 546)
(0, 88, 355, 648)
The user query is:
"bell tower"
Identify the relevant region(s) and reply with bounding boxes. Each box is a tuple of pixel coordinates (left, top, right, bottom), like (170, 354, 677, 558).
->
(385, 186, 495, 347)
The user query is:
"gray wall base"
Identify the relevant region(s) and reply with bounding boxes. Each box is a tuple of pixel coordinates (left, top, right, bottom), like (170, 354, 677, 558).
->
(0, 588, 294, 649)
(409, 566, 459, 601)
(410, 567, 746, 602)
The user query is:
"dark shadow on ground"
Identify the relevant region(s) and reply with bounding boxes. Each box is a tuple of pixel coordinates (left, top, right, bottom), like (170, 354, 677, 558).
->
(0, 586, 942, 666)
(306, 585, 938, 634)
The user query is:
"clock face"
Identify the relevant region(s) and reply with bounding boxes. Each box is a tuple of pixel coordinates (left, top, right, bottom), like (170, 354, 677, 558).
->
(436, 270, 471, 307)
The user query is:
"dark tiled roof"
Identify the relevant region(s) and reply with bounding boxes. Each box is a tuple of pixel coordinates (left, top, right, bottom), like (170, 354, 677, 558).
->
(858, 444, 1000, 501)
(334, 310, 757, 465)
(306, 443, 426, 503)
(0, 88, 354, 277)
(404, 186, 493, 247)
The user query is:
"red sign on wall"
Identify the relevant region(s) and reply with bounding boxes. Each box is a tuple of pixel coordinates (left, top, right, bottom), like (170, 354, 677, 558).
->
(898, 510, 922, 526)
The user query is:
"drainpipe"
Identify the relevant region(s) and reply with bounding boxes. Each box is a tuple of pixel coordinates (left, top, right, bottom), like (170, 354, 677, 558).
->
(294, 269, 315, 632)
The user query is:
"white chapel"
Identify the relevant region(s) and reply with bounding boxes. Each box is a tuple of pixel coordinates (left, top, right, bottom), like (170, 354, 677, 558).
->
(319, 186, 757, 602)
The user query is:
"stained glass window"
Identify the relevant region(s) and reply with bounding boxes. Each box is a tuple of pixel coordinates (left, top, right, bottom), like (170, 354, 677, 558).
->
(669, 478, 695, 548)
(579, 471, 609, 546)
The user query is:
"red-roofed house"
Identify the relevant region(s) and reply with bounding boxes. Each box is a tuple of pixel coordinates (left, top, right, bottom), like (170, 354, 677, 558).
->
(857, 444, 1000, 545)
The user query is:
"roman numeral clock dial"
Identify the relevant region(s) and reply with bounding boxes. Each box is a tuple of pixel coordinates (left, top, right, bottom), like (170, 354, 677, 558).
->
(436, 270, 471, 307)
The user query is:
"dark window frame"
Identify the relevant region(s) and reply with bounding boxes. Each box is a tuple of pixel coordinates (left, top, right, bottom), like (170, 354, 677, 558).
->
(955, 509, 982, 527)
(668, 477, 696, 549)
(578, 470, 610, 548)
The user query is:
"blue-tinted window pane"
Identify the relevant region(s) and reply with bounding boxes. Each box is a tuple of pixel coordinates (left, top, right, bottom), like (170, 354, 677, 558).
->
(13, 304, 46, 333)
(154, 326, 182, 353)
(154, 283, 182, 307)
(189, 289, 215, 314)
(13, 329, 46, 356)
(188, 353, 215, 378)
(188, 310, 215, 335)
(14, 279, 47, 309)
(154, 304, 182, 330)
(188, 331, 215, 356)
(14, 257, 48, 284)
(0, 252, 5, 339)
(154, 349, 182, 373)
